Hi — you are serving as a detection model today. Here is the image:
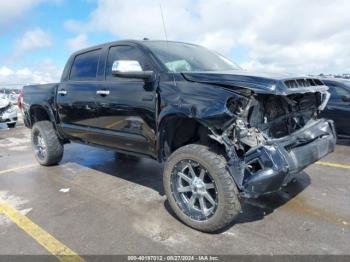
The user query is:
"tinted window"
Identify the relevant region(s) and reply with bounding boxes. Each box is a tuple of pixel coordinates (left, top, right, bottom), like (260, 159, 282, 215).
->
(70, 49, 101, 80)
(106, 45, 145, 79)
(327, 84, 350, 100)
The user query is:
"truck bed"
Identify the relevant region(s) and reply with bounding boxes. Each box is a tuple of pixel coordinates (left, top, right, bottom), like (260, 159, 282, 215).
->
(23, 83, 58, 106)
(22, 83, 59, 127)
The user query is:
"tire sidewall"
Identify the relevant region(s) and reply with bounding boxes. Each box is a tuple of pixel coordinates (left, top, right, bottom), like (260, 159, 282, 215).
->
(31, 124, 49, 165)
(31, 121, 63, 166)
(164, 145, 240, 231)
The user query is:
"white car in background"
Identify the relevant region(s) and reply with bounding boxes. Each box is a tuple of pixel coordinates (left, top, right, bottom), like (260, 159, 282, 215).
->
(0, 97, 17, 128)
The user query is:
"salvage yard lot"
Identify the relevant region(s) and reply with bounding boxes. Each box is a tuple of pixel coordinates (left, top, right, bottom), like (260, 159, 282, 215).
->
(0, 125, 349, 257)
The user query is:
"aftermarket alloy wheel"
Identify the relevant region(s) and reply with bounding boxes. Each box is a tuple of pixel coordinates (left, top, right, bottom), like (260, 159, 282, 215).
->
(164, 144, 241, 232)
(31, 121, 63, 166)
(171, 159, 218, 221)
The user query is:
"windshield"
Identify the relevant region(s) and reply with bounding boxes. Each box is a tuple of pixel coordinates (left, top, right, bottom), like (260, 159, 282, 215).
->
(340, 80, 350, 88)
(144, 41, 240, 73)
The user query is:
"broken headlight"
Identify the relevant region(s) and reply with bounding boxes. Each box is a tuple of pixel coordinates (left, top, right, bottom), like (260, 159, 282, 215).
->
(226, 97, 248, 115)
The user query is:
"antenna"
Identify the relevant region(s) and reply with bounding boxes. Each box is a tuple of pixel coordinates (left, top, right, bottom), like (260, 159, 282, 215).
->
(159, 4, 176, 86)
(159, 4, 168, 42)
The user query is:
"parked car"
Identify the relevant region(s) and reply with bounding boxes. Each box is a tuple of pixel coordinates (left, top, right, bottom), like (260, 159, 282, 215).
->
(0, 96, 17, 128)
(8, 92, 19, 105)
(320, 79, 350, 138)
(22, 40, 336, 232)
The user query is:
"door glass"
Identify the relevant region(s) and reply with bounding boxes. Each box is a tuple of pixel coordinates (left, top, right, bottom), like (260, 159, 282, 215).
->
(328, 84, 350, 100)
(106, 46, 146, 79)
(70, 49, 101, 80)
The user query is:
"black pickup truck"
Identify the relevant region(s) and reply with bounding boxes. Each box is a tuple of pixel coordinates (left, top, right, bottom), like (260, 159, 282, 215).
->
(22, 40, 336, 232)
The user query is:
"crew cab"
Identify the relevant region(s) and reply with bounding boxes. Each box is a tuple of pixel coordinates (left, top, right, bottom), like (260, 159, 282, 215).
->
(22, 40, 336, 232)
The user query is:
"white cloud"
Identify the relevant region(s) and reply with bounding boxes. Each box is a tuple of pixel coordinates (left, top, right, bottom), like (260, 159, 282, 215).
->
(0, 60, 62, 89)
(0, 67, 14, 77)
(0, 1, 42, 25)
(65, 34, 89, 52)
(65, 0, 350, 74)
(198, 31, 237, 56)
(64, 20, 84, 33)
(15, 28, 52, 55)
(0, 0, 60, 27)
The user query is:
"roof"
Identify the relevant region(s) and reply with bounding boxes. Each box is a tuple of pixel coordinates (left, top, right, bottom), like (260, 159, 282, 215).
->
(70, 39, 198, 57)
(321, 78, 350, 88)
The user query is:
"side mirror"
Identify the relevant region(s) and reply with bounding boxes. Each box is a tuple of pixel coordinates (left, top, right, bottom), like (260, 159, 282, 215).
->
(341, 95, 350, 102)
(111, 60, 154, 82)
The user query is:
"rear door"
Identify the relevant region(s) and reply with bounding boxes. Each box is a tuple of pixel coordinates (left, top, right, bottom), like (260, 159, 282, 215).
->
(56, 49, 101, 141)
(92, 44, 158, 157)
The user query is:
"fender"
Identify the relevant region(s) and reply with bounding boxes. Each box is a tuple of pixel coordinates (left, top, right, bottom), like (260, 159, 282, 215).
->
(28, 103, 66, 140)
(156, 104, 195, 161)
(155, 82, 249, 161)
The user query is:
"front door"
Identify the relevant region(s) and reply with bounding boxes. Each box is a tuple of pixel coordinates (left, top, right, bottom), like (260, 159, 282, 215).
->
(93, 45, 157, 157)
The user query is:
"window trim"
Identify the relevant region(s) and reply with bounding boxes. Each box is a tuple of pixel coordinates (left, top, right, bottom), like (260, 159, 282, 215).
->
(104, 44, 147, 81)
(69, 48, 102, 81)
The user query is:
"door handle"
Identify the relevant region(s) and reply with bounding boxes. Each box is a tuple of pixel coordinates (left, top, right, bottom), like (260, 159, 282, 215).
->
(58, 89, 67, 96)
(142, 95, 154, 101)
(96, 90, 110, 96)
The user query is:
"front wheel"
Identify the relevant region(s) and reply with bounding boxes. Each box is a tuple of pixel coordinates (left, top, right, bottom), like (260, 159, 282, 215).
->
(31, 121, 63, 166)
(163, 144, 241, 232)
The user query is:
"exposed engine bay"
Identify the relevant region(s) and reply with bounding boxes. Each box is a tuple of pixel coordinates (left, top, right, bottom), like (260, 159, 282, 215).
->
(209, 90, 335, 198)
(250, 93, 321, 138)
(223, 91, 329, 151)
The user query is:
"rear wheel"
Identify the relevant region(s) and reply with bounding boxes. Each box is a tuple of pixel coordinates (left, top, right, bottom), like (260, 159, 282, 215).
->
(31, 121, 63, 166)
(163, 144, 241, 232)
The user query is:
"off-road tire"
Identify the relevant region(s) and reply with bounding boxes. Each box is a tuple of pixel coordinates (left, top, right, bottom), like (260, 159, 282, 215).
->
(163, 144, 241, 232)
(31, 121, 63, 166)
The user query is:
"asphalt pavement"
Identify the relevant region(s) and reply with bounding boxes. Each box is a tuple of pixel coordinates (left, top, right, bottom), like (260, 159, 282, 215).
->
(0, 123, 349, 258)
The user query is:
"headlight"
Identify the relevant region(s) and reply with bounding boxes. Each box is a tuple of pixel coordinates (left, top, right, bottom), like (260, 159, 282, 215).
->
(226, 96, 248, 115)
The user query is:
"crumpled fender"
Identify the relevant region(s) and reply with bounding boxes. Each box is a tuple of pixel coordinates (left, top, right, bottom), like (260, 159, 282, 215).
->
(157, 81, 249, 130)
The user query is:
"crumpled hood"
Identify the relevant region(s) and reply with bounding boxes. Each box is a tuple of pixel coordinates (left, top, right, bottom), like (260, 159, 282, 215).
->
(0, 99, 10, 109)
(181, 70, 328, 95)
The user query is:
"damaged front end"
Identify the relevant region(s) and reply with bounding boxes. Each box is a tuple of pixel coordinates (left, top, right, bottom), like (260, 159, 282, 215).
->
(209, 83, 336, 198)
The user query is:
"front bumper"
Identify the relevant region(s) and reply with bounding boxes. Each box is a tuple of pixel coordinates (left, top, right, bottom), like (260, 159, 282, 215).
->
(239, 119, 336, 198)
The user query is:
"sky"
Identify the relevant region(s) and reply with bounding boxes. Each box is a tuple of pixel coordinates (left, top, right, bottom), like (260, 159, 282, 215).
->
(1, 0, 350, 88)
